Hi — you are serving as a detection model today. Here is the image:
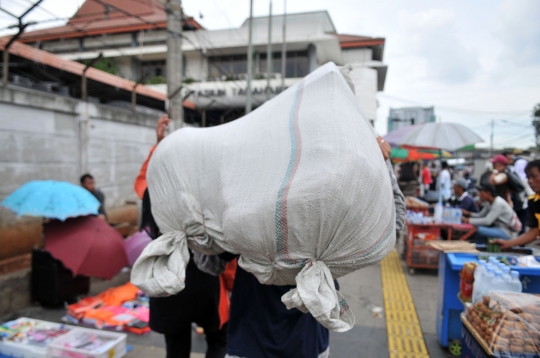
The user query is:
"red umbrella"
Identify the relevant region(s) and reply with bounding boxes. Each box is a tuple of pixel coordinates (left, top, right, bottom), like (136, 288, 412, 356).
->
(44, 216, 129, 279)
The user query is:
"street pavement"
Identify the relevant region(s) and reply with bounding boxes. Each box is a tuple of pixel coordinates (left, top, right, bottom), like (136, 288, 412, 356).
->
(2, 246, 453, 358)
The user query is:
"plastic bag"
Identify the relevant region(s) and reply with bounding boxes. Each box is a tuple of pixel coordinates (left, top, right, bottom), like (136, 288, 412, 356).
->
(464, 292, 540, 356)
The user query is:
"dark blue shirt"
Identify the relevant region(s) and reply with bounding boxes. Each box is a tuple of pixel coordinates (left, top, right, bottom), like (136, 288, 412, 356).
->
(458, 194, 479, 213)
(227, 265, 329, 358)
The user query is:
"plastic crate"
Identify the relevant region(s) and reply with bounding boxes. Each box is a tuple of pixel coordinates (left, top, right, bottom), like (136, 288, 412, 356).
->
(408, 224, 441, 241)
(410, 246, 439, 266)
(0, 318, 73, 358)
(47, 327, 126, 358)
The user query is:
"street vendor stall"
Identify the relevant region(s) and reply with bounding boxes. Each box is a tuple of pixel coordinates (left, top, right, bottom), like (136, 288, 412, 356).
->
(461, 292, 540, 357)
(436, 250, 540, 356)
(405, 222, 476, 274)
(404, 199, 477, 273)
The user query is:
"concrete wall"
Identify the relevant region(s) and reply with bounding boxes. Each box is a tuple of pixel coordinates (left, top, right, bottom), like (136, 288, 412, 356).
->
(185, 51, 208, 81)
(342, 48, 373, 64)
(348, 65, 378, 122)
(0, 85, 163, 209)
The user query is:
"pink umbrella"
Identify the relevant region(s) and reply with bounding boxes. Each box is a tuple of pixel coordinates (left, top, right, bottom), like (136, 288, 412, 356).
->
(124, 230, 152, 266)
(44, 216, 129, 279)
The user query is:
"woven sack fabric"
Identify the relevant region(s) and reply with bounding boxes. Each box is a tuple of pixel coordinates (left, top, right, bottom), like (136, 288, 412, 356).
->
(132, 62, 396, 331)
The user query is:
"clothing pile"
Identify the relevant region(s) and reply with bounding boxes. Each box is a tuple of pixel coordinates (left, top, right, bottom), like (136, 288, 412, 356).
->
(132, 62, 396, 332)
(63, 283, 150, 335)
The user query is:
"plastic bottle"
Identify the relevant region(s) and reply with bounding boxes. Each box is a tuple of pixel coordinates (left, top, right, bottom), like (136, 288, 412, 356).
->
(474, 260, 487, 283)
(509, 271, 523, 292)
(454, 208, 462, 224)
(434, 202, 443, 224)
(473, 266, 495, 303)
(490, 271, 505, 294)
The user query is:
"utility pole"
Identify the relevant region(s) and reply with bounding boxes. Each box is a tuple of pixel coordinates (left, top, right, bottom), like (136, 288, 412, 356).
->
(266, 0, 272, 101)
(1, 0, 43, 86)
(166, 0, 183, 130)
(245, 0, 254, 114)
(489, 119, 494, 157)
(281, 0, 287, 92)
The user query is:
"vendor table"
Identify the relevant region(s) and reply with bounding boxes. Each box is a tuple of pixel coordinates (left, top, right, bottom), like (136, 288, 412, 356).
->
(405, 222, 476, 273)
(436, 252, 540, 350)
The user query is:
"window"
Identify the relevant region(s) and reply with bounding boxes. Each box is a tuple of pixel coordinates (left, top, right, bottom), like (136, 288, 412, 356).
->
(208, 54, 248, 78)
(141, 60, 166, 80)
(260, 50, 308, 78)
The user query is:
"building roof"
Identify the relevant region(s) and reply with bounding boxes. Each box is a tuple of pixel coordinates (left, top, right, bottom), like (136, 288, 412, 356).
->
(242, 11, 337, 34)
(0, 37, 196, 110)
(334, 34, 385, 49)
(17, 0, 202, 43)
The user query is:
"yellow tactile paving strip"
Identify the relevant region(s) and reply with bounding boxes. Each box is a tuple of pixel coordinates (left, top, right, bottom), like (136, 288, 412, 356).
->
(381, 250, 430, 358)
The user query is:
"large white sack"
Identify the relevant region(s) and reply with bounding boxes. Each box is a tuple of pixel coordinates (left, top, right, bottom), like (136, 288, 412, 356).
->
(131, 62, 396, 332)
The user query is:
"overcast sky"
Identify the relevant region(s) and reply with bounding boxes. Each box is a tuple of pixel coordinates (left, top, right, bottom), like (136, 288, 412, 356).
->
(0, 0, 538, 149)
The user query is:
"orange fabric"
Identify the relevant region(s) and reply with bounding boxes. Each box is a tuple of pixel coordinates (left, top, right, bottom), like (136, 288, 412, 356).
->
(134, 145, 157, 199)
(218, 259, 237, 328)
(134, 144, 236, 328)
(83, 308, 115, 325)
(96, 282, 140, 307)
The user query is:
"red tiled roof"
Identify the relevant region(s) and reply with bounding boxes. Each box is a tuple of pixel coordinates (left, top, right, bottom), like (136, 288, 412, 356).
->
(0, 37, 196, 110)
(17, 0, 202, 43)
(334, 34, 385, 49)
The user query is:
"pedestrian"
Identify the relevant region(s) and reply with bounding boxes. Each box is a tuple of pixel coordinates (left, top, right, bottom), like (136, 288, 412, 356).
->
(398, 161, 418, 197)
(80, 173, 107, 220)
(135, 115, 231, 358)
(493, 160, 540, 249)
(451, 178, 479, 213)
(219, 136, 405, 358)
(421, 162, 432, 193)
(461, 183, 518, 244)
(505, 151, 531, 234)
(437, 161, 452, 202)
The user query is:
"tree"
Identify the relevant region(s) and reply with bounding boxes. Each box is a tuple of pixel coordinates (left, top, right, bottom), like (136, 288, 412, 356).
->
(533, 103, 540, 149)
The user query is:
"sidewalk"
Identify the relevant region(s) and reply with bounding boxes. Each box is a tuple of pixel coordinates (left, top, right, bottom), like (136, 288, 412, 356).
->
(3, 251, 451, 358)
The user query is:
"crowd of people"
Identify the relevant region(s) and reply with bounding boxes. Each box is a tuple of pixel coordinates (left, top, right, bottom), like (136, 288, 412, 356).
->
(398, 151, 539, 247)
(77, 114, 539, 357)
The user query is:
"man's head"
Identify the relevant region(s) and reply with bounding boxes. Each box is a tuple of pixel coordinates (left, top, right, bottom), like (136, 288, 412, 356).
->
(477, 183, 496, 202)
(491, 154, 508, 172)
(80, 174, 95, 193)
(526, 160, 540, 194)
(502, 151, 515, 166)
(441, 161, 448, 169)
(453, 178, 468, 196)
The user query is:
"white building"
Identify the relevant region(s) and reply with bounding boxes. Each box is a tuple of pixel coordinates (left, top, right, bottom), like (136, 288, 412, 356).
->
(18, 1, 388, 126)
(387, 107, 436, 132)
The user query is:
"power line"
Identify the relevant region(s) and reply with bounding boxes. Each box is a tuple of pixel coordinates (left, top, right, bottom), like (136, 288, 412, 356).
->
(90, 0, 264, 110)
(18, 0, 130, 57)
(379, 93, 531, 115)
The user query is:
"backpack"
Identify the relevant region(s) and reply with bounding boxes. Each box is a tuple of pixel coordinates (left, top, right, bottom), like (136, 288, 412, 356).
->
(505, 169, 525, 194)
(508, 211, 523, 233)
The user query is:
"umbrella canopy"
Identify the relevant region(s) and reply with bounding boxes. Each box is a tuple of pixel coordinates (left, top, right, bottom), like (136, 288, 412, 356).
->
(390, 148, 435, 161)
(412, 148, 453, 158)
(44, 216, 128, 279)
(383, 126, 418, 147)
(1, 180, 100, 221)
(384, 123, 484, 151)
(124, 230, 152, 266)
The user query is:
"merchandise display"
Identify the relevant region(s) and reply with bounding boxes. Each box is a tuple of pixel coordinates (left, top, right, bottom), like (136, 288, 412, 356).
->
(63, 283, 150, 335)
(47, 327, 126, 358)
(463, 292, 540, 356)
(0, 318, 72, 358)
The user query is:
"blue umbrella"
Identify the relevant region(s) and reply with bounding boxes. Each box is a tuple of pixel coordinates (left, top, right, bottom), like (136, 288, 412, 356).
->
(1, 180, 100, 221)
